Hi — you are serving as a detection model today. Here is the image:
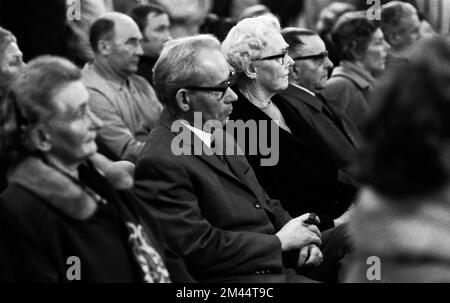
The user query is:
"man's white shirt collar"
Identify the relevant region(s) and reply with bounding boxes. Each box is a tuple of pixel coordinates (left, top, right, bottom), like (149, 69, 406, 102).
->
(181, 121, 213, 148)
(291, 83, 316, 96)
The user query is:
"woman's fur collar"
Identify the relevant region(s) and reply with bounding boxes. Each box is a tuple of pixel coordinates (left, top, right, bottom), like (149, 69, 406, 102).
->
(8, 155, 134, 220)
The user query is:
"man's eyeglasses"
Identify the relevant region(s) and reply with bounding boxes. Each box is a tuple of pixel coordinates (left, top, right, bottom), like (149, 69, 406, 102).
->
(184, 71, 236, 100)
(252, 50, 290, 65)
(292, 50, 329, 62)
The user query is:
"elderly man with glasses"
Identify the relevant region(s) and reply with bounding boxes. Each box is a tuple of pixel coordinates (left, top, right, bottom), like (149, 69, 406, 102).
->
(278, 27, 361, 225)
(133, 33, 351, 283)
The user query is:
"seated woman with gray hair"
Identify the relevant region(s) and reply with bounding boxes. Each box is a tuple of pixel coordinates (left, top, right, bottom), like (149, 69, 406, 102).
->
(320, 11, 390, 130)
(222, 15, 349, 232)
(0, 56, 192, 282)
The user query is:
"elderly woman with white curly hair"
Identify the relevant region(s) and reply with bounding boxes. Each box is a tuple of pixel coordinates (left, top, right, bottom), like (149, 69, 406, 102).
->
(222, 15, 353, 282)
(222, 15, 352, 233)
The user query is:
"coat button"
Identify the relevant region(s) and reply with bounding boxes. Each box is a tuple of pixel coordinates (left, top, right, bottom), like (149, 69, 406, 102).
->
(254, 202, 261, 209)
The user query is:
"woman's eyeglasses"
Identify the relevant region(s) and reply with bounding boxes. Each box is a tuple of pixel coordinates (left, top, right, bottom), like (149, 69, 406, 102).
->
(252, 50, 290, 65)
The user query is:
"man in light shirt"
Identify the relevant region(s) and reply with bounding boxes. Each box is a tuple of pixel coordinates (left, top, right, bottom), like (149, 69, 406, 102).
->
(82, 12, 163, 162)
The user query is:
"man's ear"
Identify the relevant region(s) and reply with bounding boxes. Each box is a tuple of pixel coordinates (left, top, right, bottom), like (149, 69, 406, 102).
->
(29, 125, 52, 153)
(175, 89, 191, 112)
(98, 39, 112, 56)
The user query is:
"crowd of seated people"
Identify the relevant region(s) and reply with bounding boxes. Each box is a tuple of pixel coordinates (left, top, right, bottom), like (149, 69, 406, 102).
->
(1, 0, 450, 283)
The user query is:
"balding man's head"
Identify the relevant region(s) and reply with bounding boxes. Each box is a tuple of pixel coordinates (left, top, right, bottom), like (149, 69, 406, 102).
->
(90, 12, 140, 53)
(89, 12, 143, 77)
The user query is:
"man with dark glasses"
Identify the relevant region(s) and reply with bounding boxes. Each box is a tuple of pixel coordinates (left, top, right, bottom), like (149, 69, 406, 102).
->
(279, 27, 361, 227)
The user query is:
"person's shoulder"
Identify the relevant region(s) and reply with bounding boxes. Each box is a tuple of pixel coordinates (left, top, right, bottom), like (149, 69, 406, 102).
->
(0, 184, 50, 227)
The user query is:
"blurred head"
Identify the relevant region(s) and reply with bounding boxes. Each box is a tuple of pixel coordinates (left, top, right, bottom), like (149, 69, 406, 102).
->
(0, 56, 103, 168)
(332, 11, 390, 77)
(358, 37, 450, 200)
(380, 1, 422, 53)
(0, 27, 25, 81)
(282, 28, 333, 91)
(128, 4, 171, 59)
(222, 15, 293, 96)
(90, 12, 143, 77)
(316, 2, 356, 37)
(238, 4, 274, 21)
(153, 35, 237, 126)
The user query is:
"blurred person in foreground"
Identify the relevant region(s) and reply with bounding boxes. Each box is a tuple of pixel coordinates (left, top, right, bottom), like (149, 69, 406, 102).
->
(321, 12, 390, 130)
(344, 37, 450, 282)
(0, 56, 191, 282)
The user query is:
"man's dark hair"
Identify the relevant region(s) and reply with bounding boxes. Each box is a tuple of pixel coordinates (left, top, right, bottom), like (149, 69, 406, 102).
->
(331, 11, 379, 62)
(358, 37, 450, 200)
(89, 18, 115, 53)
(281, 27, 316, 53)
(128, 3, 168, 33)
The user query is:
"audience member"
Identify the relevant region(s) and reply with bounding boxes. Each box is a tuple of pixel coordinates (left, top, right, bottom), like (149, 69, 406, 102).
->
(320, 12, 390, 129)
(223, 16, 354, 230)
(133, 34, 351, 282)
(345, 37, 450, 282)
(0, 27, 25, 193)
(315, 2, 356, 66)
(238, 4, 274, 21)
(380, 1, 422, 68)
(129, 3, 172, 85)
(82, 12, 163, 162)
(0, 56, 191, 282)
(152, 0, 212, 38)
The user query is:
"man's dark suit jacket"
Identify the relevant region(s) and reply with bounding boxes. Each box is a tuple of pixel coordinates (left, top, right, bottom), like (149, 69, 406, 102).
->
(229, 88, 356, 230)
(133, 109, 303, 283)
(279, 84, 361, 180)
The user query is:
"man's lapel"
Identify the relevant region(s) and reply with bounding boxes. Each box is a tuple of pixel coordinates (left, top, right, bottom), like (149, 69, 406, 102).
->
(160, 110, 259, 195)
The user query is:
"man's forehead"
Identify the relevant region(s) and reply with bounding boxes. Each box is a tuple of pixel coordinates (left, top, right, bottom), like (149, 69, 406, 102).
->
(298, 35, 325, 54)
(113, 17, 142, 39)
(194, 49, 229, 82)
(147, 12, 170, 23)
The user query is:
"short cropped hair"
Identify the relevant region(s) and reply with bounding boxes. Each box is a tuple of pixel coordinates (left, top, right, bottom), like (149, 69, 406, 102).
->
(89, 17, 115, 53)
(153, 34, 221, 109)
(281, 27, 316, 54)
(0, 56, 81, 165)
(222, 15, 281, 75)
(381, 1, 417, 41)
(331, 11, 379, 62)
(358, 37, 450, 199)
(128, 3, 168, 33)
